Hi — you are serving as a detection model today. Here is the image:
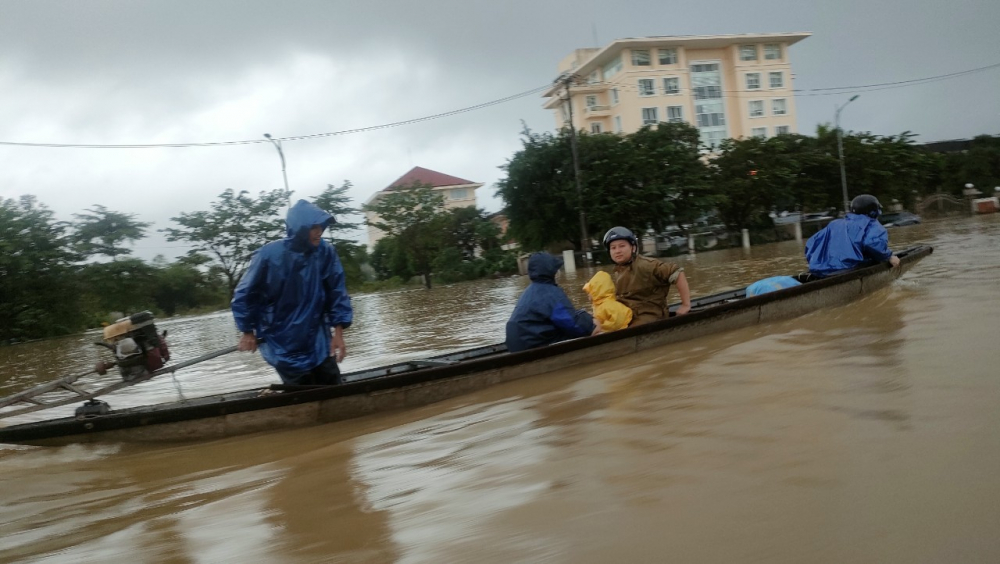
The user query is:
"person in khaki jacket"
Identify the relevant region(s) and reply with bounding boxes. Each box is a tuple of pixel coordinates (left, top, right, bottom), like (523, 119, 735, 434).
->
(603, 226, 692, 326)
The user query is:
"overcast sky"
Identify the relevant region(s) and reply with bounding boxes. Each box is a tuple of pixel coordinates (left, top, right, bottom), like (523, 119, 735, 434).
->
(2, 0, 998, 260)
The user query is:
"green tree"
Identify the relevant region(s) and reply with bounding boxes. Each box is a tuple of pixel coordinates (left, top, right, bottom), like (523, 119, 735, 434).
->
(72, 205, 151, 260)
(440, 206, 503, 260)
(711, 136, 789, 229)
(162, 188, 289, 296)
(369, 237, 411, 282)
(148, 255, 227, 316)
(0, 196, 85, 340)
(312, 180, 370, 290)
(363, 182, 447, 288)
(599, 122, 713, 238)
(496, 123, 712, 251)
(78, 258, 158, 316)
(312, 181, 361, 232)
(334, 240, 370, 290)
(495, 127, 584, 250)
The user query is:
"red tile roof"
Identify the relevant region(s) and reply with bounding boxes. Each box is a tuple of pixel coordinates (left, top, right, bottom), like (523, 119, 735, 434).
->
(384, 166, 477, 191)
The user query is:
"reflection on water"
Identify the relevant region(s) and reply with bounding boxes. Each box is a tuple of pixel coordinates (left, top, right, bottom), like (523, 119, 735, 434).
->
(2, 215, 1000, 563)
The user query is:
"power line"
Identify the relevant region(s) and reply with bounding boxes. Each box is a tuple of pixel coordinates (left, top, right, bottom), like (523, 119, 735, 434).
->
(0, 83, 551, 149)
(567, 60, 1000, 98)
(797, 61, 1000, 92)
(2, 62, 996, 150)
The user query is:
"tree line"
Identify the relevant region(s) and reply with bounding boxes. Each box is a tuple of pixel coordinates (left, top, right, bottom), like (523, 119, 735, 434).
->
(496, 123, 1000, 251)
(365, 183, 517, 289)
(0, 183, 366, 341)
(1, 179, 520, 341)
(4, 125, 997, 341)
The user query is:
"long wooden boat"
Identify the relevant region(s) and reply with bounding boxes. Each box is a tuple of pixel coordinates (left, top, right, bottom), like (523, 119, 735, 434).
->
(0, 246, 932, 446)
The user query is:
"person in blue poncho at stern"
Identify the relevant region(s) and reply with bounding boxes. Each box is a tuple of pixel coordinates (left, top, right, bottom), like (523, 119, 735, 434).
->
(231, 199, 353, 385)
(805, 194, 901, 278)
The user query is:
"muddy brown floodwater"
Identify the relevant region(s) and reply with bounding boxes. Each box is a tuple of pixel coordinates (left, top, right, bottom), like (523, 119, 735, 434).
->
(2, 215, 999, 563)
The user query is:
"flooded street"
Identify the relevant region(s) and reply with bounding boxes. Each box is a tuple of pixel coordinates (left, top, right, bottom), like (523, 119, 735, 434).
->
(2, 216, 999, 563)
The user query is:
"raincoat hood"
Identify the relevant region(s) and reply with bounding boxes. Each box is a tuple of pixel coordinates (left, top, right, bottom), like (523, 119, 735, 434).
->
(286, 199, 335, 251)
(583, 271, 616, 305)
(528, 253, 563, 284)
(584, 270, 633, 332)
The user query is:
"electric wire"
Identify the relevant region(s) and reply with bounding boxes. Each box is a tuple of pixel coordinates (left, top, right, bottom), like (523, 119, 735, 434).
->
(0, 83, 551, 149)
(1, 61, 996, 149)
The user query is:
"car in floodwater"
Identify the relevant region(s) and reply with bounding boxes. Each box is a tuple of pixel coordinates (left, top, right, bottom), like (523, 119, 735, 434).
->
(879, 211, 921, 227)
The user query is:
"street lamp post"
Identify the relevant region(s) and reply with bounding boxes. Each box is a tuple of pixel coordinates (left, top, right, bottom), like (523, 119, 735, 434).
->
(263, 133, 291, 208)
(835, 94, 860, 213)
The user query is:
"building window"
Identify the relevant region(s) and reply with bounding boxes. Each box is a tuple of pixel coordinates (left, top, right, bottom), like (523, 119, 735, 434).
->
(614, 115, 623, 132)
(666, 105, 683, 123)
(632, 49, 651, 66)
(772, 98, 787, 115)
(745, 73, 761, 90)
(662, 77, 680, 95)
(749, 100, 764, 117)
(740, 44, 758, 61)
(587, 70, 601, 84)
(701, 129, 726, 149)
(692, 61, 728, 150)
(658, 48, 678, 65)
(775, 125, 790, 135)
(450, 188, 468, 200)
(586, 95, 598, 108)
(591, 122, 603, 133)
(638, 78, 656, 97)
(764, 44, 781, 60)
(769, 71, 784, 88)
(694, 85, 722, 99)
(603, 55, 623, 79)
(696, 105, 726, 127)
(611, 88, 619, 105)
(751, 127, 767, 138)
(641, 107, 659, 125)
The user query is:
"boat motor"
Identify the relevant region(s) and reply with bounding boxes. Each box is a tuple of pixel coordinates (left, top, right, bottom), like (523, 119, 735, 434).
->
(95, 311, 170, 381)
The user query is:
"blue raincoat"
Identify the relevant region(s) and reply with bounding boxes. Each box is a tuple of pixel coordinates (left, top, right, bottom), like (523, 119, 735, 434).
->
(505, 253, 595, 353)
(805, 213, 893, 277)
(231, 199, 353, 374)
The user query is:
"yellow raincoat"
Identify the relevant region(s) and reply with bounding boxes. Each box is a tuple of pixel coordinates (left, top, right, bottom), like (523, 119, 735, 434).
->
(583, 271, 633, 332)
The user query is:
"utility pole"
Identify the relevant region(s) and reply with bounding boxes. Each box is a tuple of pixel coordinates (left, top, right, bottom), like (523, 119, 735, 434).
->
(557, 73, 591, 266)
(835, 94, 860, 213)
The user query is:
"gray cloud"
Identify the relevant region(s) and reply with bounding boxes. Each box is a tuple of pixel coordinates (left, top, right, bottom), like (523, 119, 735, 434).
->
(1, 0, 998, 260)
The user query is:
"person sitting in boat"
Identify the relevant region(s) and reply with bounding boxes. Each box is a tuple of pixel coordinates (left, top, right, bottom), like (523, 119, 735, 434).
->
(603, 226, 692, 326)
(805, 194, 901, 278)
(231, 199, 353, 385)
(583, 271, 632, 332)
(505, 253, 598, 353)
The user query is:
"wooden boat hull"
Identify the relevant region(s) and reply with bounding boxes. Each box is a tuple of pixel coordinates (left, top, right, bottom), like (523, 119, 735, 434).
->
(0, 246, 933, 446)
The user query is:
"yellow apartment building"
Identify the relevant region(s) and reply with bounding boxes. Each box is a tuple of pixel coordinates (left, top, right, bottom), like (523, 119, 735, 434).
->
(542, 33, 811, 147)
(364, 166, 482, 248)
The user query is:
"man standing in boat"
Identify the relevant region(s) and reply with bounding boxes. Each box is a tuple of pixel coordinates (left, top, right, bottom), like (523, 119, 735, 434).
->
(603, 226, 692, 326)
(805, 194, 900, 278)
(231, 199, 353, 385)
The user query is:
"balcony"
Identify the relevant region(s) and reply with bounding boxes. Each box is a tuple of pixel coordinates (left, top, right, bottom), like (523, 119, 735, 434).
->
(585, 104, 611, 117)
(572, 82, 608, 94)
